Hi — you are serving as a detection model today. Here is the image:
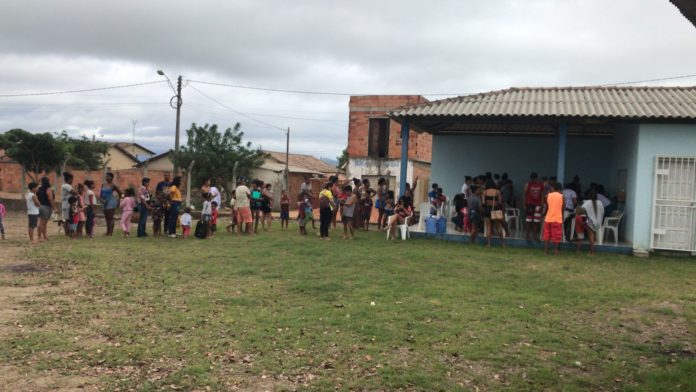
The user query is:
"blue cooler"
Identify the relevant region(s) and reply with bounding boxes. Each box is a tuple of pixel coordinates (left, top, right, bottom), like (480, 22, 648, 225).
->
(425, 216, 438, 234)
(436, 216, 447, 234)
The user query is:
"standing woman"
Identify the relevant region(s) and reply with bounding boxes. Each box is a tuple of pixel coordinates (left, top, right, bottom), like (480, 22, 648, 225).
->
(361, 179, 376, 231)
(318, 182, 334, 240)
(61, 172, 77, 236)
(482, 179, 506, 247)
(137, 177, 152, 237)
(36, 176, 56, 241)
(376, 178, 388, 230)
(330, 176, 341, 229)
(100, 172, 122, 236)
(84, 180, 97, 238)
(351, 178, 363, 230)
(167, 176, 183, 237)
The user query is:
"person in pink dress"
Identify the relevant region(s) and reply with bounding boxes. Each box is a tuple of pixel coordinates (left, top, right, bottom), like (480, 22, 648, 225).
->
(119, 188, 136, 237)
(76, 183, 87, 238)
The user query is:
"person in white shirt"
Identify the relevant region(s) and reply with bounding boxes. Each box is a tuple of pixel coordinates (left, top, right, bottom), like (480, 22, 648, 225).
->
(234, 179, 252, 234)
(26, 182, 41, 243)
(577, 191, 605, 255)
(461, 176, 472, 199)
(180, 207, 192, 239)
(201, 193, 213, 235)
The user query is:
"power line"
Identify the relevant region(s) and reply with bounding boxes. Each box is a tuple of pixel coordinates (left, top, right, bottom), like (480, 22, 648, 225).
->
(188, 79, 471, 97)
(600, 73, 696, 86)
(187, 84, 287, 131)
(0, 80, 167, 98)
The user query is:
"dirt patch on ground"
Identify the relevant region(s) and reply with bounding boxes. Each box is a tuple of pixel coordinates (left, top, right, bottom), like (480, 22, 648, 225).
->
(0, 212, 99, 391)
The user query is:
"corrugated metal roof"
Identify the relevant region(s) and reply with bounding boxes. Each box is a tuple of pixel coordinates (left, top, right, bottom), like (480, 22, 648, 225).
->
(389, 86, 696, 120)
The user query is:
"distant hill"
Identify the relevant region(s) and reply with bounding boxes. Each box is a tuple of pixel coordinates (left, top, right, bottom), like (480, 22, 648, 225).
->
(321, 157, 337, 168)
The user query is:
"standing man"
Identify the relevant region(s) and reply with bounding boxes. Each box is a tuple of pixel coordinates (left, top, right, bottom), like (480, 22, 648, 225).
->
(523, 172, 544, 241)
(234, 178, 252, 234)
(562, 183, 578, 240)
(543, 182, 564, 255)
(156, 173, 171, 234)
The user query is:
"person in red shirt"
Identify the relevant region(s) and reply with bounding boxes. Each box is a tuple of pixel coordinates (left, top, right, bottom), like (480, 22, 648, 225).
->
(210, 201, 219, 236)
(543, 182, 565, 255)
(524, 172, 545, 241)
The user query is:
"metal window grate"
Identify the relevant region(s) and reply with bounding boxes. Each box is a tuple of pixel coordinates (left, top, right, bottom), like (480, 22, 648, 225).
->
(650, 156, 696, 252)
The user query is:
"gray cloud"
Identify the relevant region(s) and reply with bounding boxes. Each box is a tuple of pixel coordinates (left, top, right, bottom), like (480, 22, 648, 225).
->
(1, 0, 695, 158)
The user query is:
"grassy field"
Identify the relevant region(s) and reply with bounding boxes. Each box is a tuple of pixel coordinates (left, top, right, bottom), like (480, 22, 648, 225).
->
(1, 224, 695, 391)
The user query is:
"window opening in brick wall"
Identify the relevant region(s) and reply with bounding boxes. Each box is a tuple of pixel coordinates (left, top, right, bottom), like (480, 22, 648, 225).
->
(368, 118, 389, 158)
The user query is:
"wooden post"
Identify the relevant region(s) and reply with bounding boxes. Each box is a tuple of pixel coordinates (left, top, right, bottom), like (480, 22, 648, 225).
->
(185, 160, 195, 207)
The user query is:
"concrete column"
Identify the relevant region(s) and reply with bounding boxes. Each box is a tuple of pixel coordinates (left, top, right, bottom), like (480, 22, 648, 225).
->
(399, 118, 409, 196)
(557, 123, 567, 185)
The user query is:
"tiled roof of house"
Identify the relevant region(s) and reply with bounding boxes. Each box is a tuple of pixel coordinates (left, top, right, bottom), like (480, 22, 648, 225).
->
(110, 142, 156, 163)
(263, 151, 336, 174)
(389, 86, 696, 120)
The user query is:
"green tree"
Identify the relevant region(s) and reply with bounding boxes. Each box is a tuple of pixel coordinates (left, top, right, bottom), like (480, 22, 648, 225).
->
(336, 148, 349, 170)
(173, 122, 265, 190)
(0, 129, 66, 182)
(55, 131, 109, 170)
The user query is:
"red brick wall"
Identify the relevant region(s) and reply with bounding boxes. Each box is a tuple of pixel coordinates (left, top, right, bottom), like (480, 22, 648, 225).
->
(347, 95, 432, 162)
(0, 161, 176, 195)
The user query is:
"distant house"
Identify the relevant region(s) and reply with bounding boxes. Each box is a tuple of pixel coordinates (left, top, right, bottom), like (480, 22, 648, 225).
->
(346, 95, 432, 206)
(135, 150, 175, 172)
(250, 150, 339, 209)
(105, 143, 155, 170)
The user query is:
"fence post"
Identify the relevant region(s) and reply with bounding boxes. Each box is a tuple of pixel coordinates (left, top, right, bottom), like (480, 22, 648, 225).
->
(185, 160, 195, 207)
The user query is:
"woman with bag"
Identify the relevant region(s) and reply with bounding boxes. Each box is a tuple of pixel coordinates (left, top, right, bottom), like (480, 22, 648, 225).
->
(318, 183, 334, 239)
(482, 179, 506, 247)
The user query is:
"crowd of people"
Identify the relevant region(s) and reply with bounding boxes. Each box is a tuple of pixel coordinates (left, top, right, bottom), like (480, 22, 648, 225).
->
(12, 171, 423, 243)
(8, 169, 614, 255)
(445, 172, 613, 254)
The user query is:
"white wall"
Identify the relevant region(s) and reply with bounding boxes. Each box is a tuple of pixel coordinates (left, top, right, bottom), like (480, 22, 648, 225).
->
(431, 134, 614, 201)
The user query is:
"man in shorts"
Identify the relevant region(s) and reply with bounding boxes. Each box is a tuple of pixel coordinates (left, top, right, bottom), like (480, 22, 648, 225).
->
(543, 182, 564, 255)
(234, 178, 252, 234)
(524, 172, 544, 241)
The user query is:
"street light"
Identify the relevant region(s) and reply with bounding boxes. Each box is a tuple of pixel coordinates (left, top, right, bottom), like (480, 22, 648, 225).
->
(157, 70, 182, 173)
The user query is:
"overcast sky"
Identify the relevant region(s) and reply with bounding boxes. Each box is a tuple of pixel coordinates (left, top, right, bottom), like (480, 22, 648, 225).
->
(1, 0, 695, 159)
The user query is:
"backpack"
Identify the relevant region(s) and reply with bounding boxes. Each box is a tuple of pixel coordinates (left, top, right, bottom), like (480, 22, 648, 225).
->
(194, 220, 208, 239)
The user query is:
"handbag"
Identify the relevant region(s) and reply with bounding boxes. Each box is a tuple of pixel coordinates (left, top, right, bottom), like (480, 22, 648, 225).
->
(491, 209, 504, 221)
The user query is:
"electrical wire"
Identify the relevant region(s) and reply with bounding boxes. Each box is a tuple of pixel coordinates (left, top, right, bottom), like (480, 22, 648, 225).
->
(0, 80, 167, 98)
(187, 79, 471, 97)
(599, 73, 696, 86)
(187, 84, 287, 131)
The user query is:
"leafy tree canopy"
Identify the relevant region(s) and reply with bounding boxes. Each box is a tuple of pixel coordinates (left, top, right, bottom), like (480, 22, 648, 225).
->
(336, 148, 348, 170)
(56, 131, 109, 170)
(0, 129, 66, 182)
(172, 123, 265, 190)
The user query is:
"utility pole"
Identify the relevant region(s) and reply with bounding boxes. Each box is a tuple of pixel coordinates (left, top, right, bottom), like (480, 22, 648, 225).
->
(285, 127, 290, 190)
(174, 75, 183, 174)
(157, 70, 183, 174)
(131, 119, 137, 157)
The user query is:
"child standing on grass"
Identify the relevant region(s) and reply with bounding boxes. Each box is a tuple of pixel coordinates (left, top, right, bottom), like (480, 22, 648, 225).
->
(226, 196, 237, 233)
(297, 193, 307, 235)
(0, 199, 6, 240)
(26, 182, 40, 243)
(77, 183, 87, 238)
(280, 189, 290, 229)
(180, 207, 192, 239)
(119, 188, 136, 237)
(152, 198, 164, 237)
(84, 180, 97, 239)
(68, 196, 80, 239)
(211, 201, 218, 236)
(201, 192, 212, 235)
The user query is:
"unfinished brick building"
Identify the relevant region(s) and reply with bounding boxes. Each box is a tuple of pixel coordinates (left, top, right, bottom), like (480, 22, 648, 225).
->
(346, 95, 432, 205)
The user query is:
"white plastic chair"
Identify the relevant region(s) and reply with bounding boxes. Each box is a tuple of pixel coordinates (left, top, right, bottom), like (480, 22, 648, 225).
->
(386, 210, 413, 240)
(505, 208, 520, 236)
(599, 211, 624, 245)
(417, 202, 431, 231)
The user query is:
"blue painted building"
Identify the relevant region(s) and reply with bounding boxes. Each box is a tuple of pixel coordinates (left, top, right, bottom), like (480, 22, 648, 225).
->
(390, 87, 696, 255)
